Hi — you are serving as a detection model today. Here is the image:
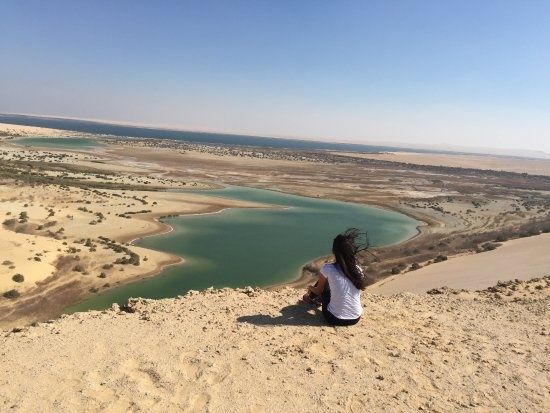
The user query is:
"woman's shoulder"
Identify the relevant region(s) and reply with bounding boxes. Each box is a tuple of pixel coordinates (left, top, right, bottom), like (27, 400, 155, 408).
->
(320, 262, 337, 276)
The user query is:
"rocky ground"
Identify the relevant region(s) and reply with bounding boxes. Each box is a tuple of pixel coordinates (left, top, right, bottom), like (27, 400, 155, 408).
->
(1, 277, 548, 412)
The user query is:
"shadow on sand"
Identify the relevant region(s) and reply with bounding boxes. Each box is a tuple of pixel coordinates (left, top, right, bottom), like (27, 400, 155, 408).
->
(236, 303, 327, 327)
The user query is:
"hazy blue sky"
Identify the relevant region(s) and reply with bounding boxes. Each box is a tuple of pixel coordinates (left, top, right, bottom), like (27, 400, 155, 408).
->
(1, 1, 549, 152)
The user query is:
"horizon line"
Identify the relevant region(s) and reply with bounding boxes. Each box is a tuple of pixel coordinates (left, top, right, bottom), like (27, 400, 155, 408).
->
(1, 111, 549, 159)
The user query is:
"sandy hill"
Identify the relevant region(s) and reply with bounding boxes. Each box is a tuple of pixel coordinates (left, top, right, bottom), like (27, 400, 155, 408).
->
(1, 278, 549, 412)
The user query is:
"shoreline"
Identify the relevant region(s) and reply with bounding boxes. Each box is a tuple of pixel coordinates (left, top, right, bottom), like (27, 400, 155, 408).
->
(63, 187, 425, 313)
(31, 182, 549, 320)
(60, 204, 254, 315)
(0, 179, 268, 327)
(269, 198, 434, 291)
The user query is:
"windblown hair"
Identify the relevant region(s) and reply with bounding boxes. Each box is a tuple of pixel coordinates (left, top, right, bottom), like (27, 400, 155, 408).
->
(332, 228, 369, 290)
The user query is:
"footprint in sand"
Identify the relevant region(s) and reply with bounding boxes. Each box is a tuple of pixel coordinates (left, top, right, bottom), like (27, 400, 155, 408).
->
(179, 354, 231, 385)
(120, 358, 169, 397)
(183, 392, 211, 413)
(345, 396, 367, 413)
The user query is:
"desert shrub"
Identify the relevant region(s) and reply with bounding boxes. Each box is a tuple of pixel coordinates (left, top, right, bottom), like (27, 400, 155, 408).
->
(102, 263, 113, 270)
(481, 242, 501, 251)
(12, 274, 24, 283)
(3, 289, 20, 299)
(73, 264, 85, 272)
(410, 263, 421, 271)
(2, 260, 13, 266)
(391, 267, 401, 275)
(18, 211, 28, 223)
(114, 257, 129, 265)
(42, 221, 56, 228)
(98, 272, 107, 278)
(434, 255, 448, 263)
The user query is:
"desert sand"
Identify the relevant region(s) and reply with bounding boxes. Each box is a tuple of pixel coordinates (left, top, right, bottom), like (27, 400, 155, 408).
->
(1, 279, 549, 412)
(0, 122, 68, 137)
(370, 233, 550, 294)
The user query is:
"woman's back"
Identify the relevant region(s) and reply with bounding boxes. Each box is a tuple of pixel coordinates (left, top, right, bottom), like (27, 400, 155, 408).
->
(321, 263, 363, 320)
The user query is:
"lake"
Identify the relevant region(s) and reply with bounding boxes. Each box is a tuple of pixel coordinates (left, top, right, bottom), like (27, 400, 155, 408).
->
(14, 136, 102, 150)
(66, 186, 419, 312)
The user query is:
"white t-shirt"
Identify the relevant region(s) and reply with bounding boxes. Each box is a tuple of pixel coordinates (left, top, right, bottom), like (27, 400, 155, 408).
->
(320, 263, 363, 320)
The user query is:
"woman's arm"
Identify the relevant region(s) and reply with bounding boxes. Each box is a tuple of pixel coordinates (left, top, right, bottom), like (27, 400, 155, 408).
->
(308, 274, 327, 296)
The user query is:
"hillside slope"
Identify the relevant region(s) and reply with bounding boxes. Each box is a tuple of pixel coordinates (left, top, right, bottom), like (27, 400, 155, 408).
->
(1, 278, 549, 412)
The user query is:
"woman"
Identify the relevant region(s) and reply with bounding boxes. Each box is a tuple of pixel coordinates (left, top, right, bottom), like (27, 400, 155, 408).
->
(304, 228, 368, 326)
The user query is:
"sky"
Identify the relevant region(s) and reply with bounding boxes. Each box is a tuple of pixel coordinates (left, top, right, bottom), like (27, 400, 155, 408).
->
(1, 1, 549, 153)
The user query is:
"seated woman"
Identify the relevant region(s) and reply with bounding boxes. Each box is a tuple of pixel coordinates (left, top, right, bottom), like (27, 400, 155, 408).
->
(304, 228, 367, 326)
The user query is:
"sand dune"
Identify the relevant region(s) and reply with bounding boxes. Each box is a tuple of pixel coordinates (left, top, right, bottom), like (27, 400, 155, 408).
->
(0, 122, 68, 137)
(334, 151, 550, 176)
(370, 233, 550, 295)
(1, 279, 548, 412)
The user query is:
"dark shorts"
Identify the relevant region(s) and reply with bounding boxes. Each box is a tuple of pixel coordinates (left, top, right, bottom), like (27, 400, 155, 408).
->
(321, 288, 360, 326)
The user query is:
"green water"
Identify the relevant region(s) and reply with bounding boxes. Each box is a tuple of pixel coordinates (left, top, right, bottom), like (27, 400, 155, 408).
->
(67, 187, 418, 312)
(14, 136, 102, 150)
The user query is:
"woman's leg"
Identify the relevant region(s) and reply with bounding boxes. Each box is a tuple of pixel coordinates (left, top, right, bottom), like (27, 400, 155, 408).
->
(321, 285, 331, 312)
(322, 310, 360, 326)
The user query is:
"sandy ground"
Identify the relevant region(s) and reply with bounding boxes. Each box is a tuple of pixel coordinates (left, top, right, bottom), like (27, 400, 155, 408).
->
(334, 151, 550, 176)
(1, 280, 548, 412)
(369, 233, 550, 295)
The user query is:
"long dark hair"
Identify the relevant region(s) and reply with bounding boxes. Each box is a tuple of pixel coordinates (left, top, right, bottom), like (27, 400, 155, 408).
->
(332, 228, 369, 290)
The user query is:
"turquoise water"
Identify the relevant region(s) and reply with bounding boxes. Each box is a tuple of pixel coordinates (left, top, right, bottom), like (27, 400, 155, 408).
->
(66, 187, 418, 312)
(14, 136, 102, 150)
